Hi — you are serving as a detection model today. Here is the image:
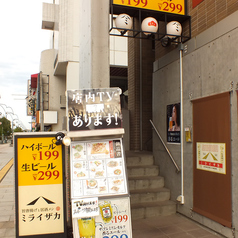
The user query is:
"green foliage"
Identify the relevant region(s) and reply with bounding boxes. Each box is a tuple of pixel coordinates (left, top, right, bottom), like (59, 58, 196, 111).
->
(14, 127, 23, 132)
(0, 117, 12, 136)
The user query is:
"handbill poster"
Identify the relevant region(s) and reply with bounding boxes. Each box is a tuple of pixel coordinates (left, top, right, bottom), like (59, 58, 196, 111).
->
(196, 142, 226, 174)
(72, 197, 99, 218)
(167, 103, 181, 143)
(73, 197, 132, 238)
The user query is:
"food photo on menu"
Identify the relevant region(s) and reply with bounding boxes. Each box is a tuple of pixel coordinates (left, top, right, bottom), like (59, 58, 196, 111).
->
(72, 143, 86, 160)
(106, 158, 125, 194)
(108, 177, 125, 193)
(89, 160, 105, 178)
(106, 158, 123, 177)
(91, 142, 109, 154)
(72, 161, 88, 179)
(87, 142, 111, 159)
(84, 178, 108, 195)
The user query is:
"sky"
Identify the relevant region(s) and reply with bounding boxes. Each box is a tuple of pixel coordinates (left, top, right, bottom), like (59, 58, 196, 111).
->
(0, 0, 52, 130)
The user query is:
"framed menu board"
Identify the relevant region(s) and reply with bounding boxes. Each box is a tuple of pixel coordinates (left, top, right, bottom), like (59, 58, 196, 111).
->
(70, 138, 128, 198)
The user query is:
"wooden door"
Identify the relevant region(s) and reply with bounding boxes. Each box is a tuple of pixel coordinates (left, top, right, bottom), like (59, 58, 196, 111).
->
(193, 92, 232, 227)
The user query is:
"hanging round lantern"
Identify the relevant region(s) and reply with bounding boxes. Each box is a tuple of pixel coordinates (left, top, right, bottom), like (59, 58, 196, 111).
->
(141, 17, 158, 35)
(115, 14, 132, 33)
(166, 21, 182, 38)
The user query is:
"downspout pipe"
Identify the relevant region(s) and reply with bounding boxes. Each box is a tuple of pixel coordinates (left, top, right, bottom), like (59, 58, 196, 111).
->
(39, 72, 44, 132)
(177, 43, 185, 204)
(140, 37, 143, 151)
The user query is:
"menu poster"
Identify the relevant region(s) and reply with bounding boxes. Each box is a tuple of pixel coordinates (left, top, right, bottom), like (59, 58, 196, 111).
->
(70, 139, 128, 198)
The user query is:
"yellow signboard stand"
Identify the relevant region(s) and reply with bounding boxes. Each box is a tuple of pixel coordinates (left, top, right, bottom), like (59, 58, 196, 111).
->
(14, 132, 67, 238)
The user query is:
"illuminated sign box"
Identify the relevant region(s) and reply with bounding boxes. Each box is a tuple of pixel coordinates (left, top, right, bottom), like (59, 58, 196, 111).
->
(110, 0, 191, 44)
(113, 0, 186, 15)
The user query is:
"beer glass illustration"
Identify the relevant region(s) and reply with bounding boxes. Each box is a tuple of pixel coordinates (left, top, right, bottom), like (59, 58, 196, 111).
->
(78, 217, 95, 238)
(169, 117, 173, 130)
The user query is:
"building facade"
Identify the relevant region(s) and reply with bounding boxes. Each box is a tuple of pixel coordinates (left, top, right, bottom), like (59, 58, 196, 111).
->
(150, 1, 238, 237)
(33, 0, 238, 237)
(38, 0, 129, 132)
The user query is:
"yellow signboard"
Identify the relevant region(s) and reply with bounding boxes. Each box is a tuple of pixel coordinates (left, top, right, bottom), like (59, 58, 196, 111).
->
(113, 0, 186, 15)
(15, 134, 66, 237)
(17, 137, 63, 186)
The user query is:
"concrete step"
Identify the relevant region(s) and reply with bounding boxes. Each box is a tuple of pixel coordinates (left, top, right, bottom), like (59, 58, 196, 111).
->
(127, 165, 159, 177)
(131, 200, 177, 220)
(128, 176, 164, 190)
(126, 151, 176, 219)
(125, 151, 154, 166)
(130, 187, 171, 204)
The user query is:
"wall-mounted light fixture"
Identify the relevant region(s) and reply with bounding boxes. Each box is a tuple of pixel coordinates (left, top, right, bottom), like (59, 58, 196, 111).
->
(55, 132, 71, 146)
(167, 21, 182, 39)
(161, 21, 183, 47)
(115, 13, 133, 35)
(141, 17, 158, 35)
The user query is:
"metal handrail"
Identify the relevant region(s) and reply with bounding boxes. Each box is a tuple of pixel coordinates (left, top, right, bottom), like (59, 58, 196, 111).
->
(150, 120, 180, 173)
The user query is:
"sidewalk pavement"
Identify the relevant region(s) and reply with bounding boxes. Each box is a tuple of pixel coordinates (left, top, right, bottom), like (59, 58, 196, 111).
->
(0, 143, 225, 238)
(132, 214, 225, 238)
(0, 143, 14, 171)
(0, 143, 15, 238)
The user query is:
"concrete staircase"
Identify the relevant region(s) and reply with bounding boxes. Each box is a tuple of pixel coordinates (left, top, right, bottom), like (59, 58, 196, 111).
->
(125, 151, 176, 220)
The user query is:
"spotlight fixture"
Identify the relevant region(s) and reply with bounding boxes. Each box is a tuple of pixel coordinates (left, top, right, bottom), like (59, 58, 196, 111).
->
(55, 132, 71, 146)
(55, 132, 65, 145)
(62, 136, 71, 146)
(141, 17, 158, 35)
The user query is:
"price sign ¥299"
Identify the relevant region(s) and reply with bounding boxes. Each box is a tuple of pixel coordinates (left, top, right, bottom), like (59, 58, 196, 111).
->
(113, 0, 186, 15)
